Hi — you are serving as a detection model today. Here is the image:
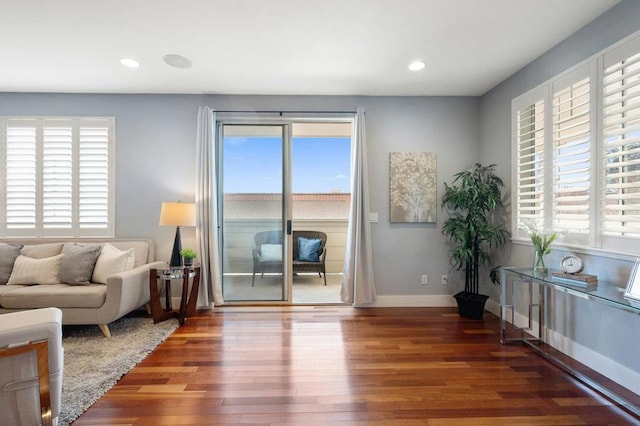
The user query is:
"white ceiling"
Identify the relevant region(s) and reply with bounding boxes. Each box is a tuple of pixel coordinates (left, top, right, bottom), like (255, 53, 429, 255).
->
(0, 0, 620, 96)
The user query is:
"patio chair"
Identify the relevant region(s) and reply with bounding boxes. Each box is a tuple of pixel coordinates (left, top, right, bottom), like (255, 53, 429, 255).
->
(251, 230, 284, 286)
(292, 230, 328, 286)
(251, 230, 328, 286)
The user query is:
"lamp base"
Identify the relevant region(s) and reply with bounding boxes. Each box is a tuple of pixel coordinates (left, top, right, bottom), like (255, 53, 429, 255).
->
(170, 226, 182, 267)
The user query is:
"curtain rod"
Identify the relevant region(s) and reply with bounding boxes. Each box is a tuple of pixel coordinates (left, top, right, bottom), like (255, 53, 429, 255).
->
(214, 110, 357, 115)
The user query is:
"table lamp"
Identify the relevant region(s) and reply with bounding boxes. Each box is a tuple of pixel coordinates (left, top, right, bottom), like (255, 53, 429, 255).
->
(159, 202, 196, 267)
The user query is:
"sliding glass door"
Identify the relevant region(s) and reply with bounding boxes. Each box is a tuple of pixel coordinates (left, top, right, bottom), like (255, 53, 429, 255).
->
(218, 118, 353, 304)
(220, 124, 290, 302)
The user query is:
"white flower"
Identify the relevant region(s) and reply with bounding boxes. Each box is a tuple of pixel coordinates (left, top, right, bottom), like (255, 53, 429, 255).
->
(518, 220, 566, 255)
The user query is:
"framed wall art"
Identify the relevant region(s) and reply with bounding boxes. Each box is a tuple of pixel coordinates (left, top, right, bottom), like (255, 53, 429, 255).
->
(389, 152, 436, 223)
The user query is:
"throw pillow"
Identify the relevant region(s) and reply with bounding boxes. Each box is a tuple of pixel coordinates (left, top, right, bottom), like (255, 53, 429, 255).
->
(20, 242, 64, 259)
(260, 244, 282, 262)
(92, 243, 135, 284)
(59, 243, 102, 285)
(7, 254, 65, 285)
(0, 243, 23, 285)
(297, 237, 321, 262)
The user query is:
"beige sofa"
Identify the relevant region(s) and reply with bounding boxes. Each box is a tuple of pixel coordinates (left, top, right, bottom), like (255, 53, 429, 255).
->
(0, 238, 166, 337)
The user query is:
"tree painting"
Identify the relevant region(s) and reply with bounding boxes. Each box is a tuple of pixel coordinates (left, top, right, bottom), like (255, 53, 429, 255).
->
(389, 152, 436, 223)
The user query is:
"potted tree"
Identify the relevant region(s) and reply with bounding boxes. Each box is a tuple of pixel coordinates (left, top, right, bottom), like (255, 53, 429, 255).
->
(179, 248, 197, 267)
(441, 163, 509, 319)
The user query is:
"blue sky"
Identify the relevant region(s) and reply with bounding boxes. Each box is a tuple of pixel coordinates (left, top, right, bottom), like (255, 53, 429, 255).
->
(223, 136, 351, 193)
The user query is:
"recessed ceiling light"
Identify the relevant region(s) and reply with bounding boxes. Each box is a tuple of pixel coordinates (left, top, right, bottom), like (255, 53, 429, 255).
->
(163, 54, 193, 69)
(120, 58, 140, 68)
(408, 61, 426, 71)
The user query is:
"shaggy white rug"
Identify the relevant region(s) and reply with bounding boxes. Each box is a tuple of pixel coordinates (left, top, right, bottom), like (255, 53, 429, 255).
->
(59, 314, 179, 425)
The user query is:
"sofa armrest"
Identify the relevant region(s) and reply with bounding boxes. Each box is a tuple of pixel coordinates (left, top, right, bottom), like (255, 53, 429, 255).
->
(101, 261, 168, 322)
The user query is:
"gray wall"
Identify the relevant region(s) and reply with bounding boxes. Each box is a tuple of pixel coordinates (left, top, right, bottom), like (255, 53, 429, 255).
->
(0, 93, 479, 298)
(480, 0, 640, 383)
(0, 92, 203, 256)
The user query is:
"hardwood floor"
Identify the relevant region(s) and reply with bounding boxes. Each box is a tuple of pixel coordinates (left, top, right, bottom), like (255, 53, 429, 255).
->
(74, 307, 638, 425)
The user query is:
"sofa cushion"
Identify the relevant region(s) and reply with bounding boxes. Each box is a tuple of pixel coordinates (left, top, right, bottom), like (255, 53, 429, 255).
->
(7, 254, 65, 285)
(0, 284, 25, 297)
(92, 243, 135, 284)
(0, 243, 23, 285)
(59, 243, 102, 285)
(0, 284, 106, 309)
(20, 243, 64, 259)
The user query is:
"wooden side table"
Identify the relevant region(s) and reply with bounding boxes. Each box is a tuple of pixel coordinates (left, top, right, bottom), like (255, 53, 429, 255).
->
(149, 266, 200, 325)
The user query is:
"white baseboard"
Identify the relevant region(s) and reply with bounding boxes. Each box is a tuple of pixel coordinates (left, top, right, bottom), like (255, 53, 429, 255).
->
(372, 295, 503, 312)
(372, 295, 457, 307)
(493, 298, 640, 397)
(485, 298, 500, 316)
(546, 328, 640, 396)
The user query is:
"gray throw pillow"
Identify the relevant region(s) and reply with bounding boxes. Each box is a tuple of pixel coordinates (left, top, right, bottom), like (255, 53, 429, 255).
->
(59, 243, 102, 285)
(0, 243, 24, 285)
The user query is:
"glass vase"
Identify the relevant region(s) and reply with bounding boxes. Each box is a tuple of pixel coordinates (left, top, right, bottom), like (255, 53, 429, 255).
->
(533, 250, 547, 274)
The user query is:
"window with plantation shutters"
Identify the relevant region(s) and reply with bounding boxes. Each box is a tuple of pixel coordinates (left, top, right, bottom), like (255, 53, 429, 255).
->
(513, 95, 545, 240)
(602, 37, 640, 247)
(1, 117, 114, 237)
(512, 32, 640, 255)
(552, 75, 591, 240)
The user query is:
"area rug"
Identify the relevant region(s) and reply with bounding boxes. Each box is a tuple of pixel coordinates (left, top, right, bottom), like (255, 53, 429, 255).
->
(59, 314, 179, 425)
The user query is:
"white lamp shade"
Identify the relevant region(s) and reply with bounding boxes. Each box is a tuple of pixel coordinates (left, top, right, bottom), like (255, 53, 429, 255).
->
(159, 202, 196, 227)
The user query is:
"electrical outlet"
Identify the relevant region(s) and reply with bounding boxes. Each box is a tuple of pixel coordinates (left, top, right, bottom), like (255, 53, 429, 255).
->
(421, 274, 428, 285)
(441, 275, 448, 286)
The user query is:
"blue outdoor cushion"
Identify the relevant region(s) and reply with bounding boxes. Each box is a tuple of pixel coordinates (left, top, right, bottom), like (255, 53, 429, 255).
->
(297, 237, 321, 262)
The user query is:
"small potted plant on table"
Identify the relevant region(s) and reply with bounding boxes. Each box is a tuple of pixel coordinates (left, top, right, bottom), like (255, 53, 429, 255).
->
(179, 248, 197, 267)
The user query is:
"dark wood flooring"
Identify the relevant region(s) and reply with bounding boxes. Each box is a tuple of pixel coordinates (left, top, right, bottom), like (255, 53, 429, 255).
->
(73, 307, 639, 425)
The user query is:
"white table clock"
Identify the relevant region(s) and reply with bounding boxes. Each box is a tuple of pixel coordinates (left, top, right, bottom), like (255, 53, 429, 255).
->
(560, 255, 584, 274)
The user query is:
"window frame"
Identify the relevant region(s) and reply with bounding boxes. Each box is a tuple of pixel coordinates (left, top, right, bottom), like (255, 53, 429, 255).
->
(512, 31, 640, 256)
(0, 116, 115, 238)
(512, 86, 549, 241)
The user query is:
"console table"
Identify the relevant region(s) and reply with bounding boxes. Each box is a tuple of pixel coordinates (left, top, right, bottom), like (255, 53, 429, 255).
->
(149, 266, 200, 325)
(500, 267, 640, 417)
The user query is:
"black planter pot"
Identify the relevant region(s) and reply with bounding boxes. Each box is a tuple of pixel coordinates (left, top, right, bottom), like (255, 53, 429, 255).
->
(183, 257, 194, 267)
(453, 291, 489, 320)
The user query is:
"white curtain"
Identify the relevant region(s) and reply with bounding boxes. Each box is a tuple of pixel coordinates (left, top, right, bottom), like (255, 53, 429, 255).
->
(195, 106, 224, 307)
(341, 107, 376, 305)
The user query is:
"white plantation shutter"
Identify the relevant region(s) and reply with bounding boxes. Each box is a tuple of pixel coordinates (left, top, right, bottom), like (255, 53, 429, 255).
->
(602, 37, 640, 247)
(79, 122, 111, 230)
(514, 94, 546, 239)
(552, 75, 591, 242)
(42, 122, 73, 229)
(1, 117, 114, 237)
(5, 120, 37, 230)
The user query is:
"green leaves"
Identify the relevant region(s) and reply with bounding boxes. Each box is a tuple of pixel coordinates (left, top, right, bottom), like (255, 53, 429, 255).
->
(180, 248, 197, 259)
(441, 163, 509, 293)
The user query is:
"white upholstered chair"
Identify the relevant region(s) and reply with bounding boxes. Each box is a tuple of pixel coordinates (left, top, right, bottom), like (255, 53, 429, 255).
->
(0, 308, 64, 426)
